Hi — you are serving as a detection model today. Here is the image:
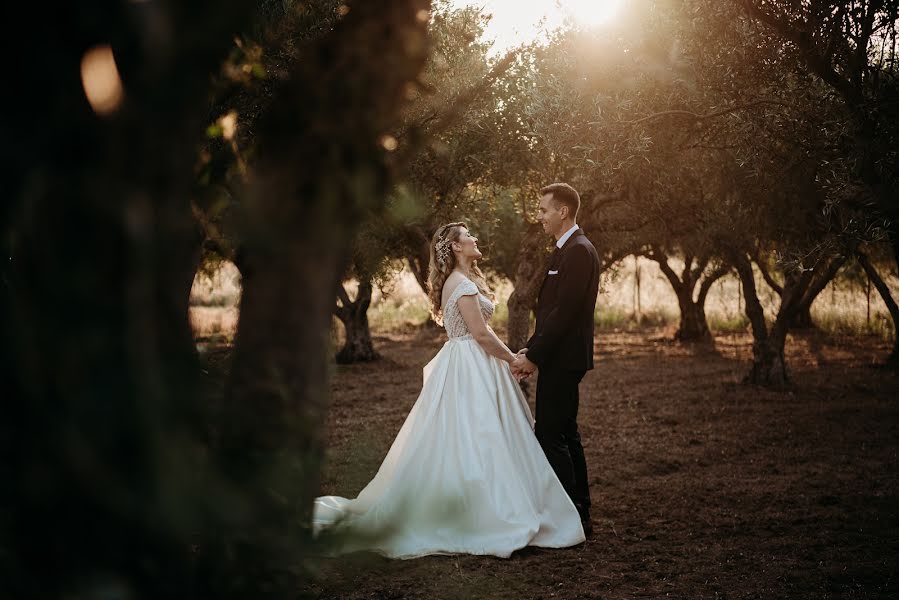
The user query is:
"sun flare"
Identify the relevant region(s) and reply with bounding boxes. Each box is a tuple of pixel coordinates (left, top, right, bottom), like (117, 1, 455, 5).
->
(565, 0, 621, 27)
(452, 0, 623, 52)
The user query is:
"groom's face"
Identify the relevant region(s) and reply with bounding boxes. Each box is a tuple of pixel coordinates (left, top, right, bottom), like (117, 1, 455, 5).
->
(538, 193, 565, 238)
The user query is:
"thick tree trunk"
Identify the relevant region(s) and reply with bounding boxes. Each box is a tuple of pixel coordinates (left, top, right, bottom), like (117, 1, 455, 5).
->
(223, 235, 343, 518)
(733, 252, 789, 386)
(507, 291, 536, 353)
(745, 322, 790, 386)
(651, 251, 725, 343)
(335, 278, 379, 363)
(406, 235, 432, 294)
(5, 2, 257, 597)
(675, 294, 712, 342)
(791, 305, 815, 329)
(857, 252, 899, 365)
(10, 188, 204, 600)
(734, 250, 845, 386)
(215, 4, 429, 596)
(785, 270, 817, 329)
(405, 225, 440, 328)
(755, 253, 819, 329)
(506, 221, 550, 352)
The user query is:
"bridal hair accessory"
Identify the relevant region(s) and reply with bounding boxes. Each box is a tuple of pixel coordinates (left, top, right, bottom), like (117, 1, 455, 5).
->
(435, 235, 453, 267)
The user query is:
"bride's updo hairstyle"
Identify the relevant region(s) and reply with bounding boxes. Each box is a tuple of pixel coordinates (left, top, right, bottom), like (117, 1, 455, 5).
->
(427, 222, 493, 325)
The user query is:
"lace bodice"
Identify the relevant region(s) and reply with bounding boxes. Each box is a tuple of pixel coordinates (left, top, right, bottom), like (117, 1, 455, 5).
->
(442, 279, 495, 339)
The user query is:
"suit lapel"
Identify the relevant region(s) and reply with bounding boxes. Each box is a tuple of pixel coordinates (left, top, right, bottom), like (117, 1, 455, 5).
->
(538, 230, 583, 297)
(560, 229, 584, 253)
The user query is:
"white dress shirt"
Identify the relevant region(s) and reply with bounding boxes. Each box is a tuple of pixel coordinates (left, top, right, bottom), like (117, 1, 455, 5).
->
(556, 224, 580, 249)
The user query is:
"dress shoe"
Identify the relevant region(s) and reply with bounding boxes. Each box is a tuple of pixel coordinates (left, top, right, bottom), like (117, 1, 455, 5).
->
(581, 516, 594, 538)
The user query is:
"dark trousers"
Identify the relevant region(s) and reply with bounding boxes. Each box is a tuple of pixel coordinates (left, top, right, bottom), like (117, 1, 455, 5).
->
(535, 367, 591, 518)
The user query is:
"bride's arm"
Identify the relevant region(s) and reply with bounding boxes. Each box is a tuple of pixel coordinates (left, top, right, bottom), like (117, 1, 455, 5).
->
(456, 295, 517, 363)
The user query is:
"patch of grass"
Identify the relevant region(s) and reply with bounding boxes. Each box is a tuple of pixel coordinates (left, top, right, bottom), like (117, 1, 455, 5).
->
(813, 308, 895, 340)
(189, 306, 238, 342)
(369, 296, 431, 332)
(709, 314, 750, 334)
(189, 259, 898, 347)
(595, 307, 675, 330)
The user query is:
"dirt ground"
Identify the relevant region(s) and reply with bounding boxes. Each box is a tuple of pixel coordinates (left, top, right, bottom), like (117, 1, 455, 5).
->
(213, 328, 899, 599)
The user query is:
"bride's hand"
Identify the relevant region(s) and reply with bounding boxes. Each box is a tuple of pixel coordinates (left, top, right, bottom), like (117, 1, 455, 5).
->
(508, 362, 527, 382)
(511, 352, 537, 380)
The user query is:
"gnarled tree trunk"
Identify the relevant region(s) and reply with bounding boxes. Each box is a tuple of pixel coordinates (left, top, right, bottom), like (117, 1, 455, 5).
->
(649, 249, 728, 343)
(405, 230, 442, 330)
(733, 252, 782, 384)
(677, 298, 712, 341)
(754, 251, 817, 329)
(5, 1, 257, 597)
(335, 278, 379, 363)
(405, 225, 433, 294)
(217, 4, 430, 596)
(734, 250, 845, 386)
(785, 270, 817, 329)
(506, 221, 551, 353)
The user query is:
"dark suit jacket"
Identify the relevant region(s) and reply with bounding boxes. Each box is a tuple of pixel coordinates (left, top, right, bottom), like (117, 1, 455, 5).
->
(525, 229, 600, 372)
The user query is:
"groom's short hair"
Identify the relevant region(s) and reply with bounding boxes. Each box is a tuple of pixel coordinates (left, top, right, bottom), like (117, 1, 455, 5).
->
(540, 183, 580, 219)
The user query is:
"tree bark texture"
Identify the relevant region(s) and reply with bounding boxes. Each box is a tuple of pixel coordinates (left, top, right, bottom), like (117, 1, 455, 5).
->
(5, 1, 257, 598)
(650, 250, 728, 342)
(733, 252, 786, 385)
(216, 3, 430, 596)
(506, 221, 552, 353)
(733, 250, 846, 386)
(335, 278, 379, 364)
(785, 270, 817, 329)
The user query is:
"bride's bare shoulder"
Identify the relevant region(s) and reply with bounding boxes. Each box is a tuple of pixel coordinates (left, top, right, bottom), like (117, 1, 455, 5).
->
(441, 271, 470, 305)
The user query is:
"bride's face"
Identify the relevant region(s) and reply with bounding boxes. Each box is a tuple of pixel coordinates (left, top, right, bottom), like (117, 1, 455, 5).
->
(453, 228, 482, 261)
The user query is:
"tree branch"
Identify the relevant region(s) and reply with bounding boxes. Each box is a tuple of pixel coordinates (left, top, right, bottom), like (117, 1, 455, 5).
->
(752, 251, 784, 297)
(689, 255, 709, 289)
(621, 99, 790, 126)
(797, 255, 846, 312)
(733, 251, 769, 343)
(857, 250, 899, 332)
(698, 264, 731, 307)
(647, 247, 684, 292)
(397, 49, 519, 164)
(740, 0, 858, 104)
(335, 283, 353, 319)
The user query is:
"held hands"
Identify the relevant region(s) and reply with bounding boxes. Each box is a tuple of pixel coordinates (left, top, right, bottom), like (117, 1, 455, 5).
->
(510, 348, 537, 382)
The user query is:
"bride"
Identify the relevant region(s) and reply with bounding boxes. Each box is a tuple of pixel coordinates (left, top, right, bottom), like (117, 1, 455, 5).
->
(312, 222, 585, 558)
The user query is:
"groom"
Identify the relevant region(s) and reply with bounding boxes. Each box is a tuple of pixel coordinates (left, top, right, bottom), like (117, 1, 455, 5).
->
(512, 183, 600, 536)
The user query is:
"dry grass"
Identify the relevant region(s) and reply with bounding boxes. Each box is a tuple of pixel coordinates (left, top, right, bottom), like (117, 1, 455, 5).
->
(189, 306, 239, 343)
(188, 258, 899, 343)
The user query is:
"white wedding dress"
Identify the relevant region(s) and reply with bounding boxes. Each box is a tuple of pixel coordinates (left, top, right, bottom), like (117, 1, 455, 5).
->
(313, 278, 585, 558)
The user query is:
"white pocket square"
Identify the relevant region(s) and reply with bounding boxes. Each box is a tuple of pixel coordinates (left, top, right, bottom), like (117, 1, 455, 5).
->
(547, 270, 559, 275)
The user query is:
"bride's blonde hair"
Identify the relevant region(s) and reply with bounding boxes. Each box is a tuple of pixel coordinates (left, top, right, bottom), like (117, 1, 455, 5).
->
(427, 222, 493, 325)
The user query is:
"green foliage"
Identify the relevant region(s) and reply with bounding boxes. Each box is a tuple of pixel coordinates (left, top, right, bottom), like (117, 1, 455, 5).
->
(387, 3, 539, 275)
(452, 186, 527, 280)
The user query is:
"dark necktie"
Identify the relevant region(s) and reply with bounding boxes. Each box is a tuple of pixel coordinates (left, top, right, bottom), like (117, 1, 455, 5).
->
(550, 246, 561, 268)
